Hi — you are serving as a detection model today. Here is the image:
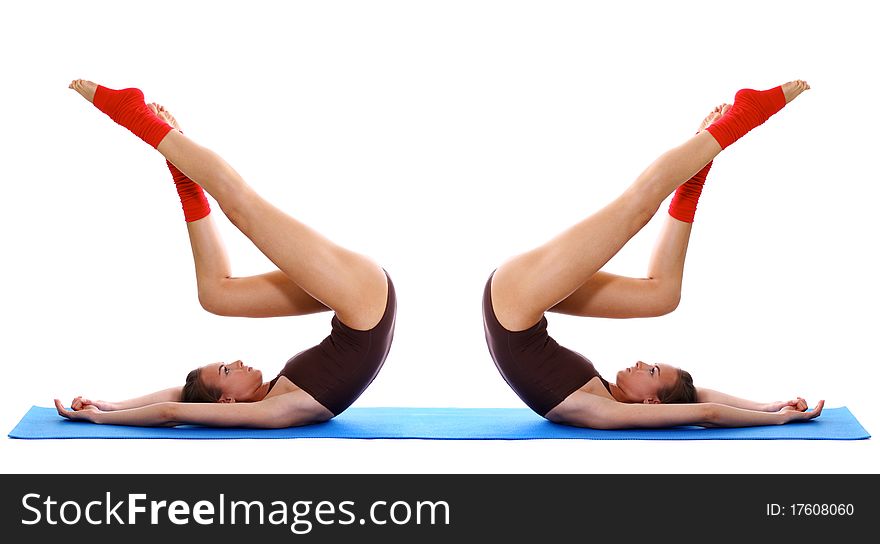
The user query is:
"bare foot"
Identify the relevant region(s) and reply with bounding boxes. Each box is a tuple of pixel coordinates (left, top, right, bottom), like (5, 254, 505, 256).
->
(699, 103, 731, 132)
(69, 79, 98, 103)
(781, 80, 810, 104)
(148, 103, 181, 131)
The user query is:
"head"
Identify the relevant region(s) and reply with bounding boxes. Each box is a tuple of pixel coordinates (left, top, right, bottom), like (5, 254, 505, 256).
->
(181, 360, 264, 403)
(614, 361, 696, 404)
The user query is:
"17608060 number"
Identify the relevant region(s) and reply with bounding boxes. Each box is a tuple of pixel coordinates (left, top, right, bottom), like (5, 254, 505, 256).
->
(792, 504, 854, 516)
(766, 503, 854, 516)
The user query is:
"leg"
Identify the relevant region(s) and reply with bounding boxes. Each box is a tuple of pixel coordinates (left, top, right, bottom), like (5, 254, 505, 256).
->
(151, 105, 329, 318)
(492, 131, 719, 330)
(70, 80, 388, 330)
(186, 215, 330, 318)
(160, 133, 388, 329)
(492, 81, 809, 331)
(550, 107, 723, 319)
(550, 217, 692, 318)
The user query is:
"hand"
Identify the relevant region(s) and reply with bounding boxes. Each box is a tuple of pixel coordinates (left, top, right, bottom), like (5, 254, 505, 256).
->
(55, 399, 102, 423)
(71, 396, 114, 411)
(778, 399, 824, 423)
(766, 397, 809, 413)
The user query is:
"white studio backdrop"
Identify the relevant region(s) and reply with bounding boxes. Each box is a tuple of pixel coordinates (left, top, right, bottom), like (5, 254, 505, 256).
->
(1, 0, 877, 473)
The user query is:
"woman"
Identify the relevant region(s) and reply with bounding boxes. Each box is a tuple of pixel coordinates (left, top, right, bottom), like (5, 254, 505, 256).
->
(55, 80, 395, 428)
(484, 80, 824, 429)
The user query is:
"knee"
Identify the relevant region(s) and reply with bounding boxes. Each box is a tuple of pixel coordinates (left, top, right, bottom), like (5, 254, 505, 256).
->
(652, 289, 681, 317)
(621, 190, 662, 227)
(639, 281, 681, 317)
(198, 286, 230, 317)
(217, 197, 248, 228)
(205, 171, 251, 223)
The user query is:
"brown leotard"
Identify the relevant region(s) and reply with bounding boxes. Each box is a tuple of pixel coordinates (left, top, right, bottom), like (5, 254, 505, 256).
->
(483, 271, 610, 416)
(268, 272, 396, 416)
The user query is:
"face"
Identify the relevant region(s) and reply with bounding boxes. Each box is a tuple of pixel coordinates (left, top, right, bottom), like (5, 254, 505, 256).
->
(199, 360, 264, 403)
(615, 361, 679, 404)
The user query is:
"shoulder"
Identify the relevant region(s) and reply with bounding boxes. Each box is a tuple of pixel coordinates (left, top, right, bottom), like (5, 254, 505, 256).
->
(582, 376, 613, 398)
(264, 375, 297, 399)
(257, 387, 334, 426)
(258, 379, 334, 426)
(545, 386, 618, 425)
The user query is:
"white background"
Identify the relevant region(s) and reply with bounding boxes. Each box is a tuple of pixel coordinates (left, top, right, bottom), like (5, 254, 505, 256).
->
(1, 0, 877, 474)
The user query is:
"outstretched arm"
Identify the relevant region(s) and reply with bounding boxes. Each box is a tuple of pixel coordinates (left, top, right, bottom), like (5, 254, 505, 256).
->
(70, 387, 184, 412)
(550, 393, 824, 430)
(696, 387, 809, 413)
(55, 391, 330, 429)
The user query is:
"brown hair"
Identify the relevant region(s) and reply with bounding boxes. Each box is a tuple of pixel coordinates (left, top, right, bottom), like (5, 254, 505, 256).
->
(182, 367, 221, 403)
(658, 368, 697, 404)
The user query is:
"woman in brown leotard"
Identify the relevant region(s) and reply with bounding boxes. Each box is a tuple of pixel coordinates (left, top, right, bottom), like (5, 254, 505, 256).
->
(55, 79, 395, 428)
(485, 80, 824, 429)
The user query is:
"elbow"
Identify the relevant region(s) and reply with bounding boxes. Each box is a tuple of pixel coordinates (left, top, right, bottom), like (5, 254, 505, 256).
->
(702, 403, 721, 425)
(158, 403, 178, 424)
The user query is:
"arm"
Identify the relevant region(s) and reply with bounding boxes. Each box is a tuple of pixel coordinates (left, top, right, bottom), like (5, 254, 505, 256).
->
(55, 391, 328, 429)
(71, 387, 184, 411)
(551, 393, 824, 430)
(696, 387, 808, 413)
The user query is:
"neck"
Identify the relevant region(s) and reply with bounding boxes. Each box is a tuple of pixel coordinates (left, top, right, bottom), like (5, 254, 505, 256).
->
(238, 382, 272, 403)
(255, 381, 272, 401)
(608, 383, 627, 403)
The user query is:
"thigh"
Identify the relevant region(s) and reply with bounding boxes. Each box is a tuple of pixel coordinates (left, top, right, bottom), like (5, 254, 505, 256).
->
(279, 273, 396, 415)
(159, 130, 388, 329)
(483, 273, 599, 416)
(209, 270, 331, 318)
(549, 271, 674, 319)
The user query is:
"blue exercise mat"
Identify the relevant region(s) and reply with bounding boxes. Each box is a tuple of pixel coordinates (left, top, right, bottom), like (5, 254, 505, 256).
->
(8, 406, 870, 440)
